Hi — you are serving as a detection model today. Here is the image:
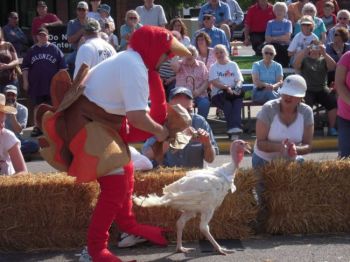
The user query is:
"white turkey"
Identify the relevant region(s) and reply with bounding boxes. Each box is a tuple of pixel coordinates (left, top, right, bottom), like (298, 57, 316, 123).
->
(133, 139, 250, 255)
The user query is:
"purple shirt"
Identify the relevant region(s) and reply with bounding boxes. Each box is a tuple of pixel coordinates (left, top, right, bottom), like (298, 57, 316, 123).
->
(22, 43, 67, 98)
(337, 51, 350, 120)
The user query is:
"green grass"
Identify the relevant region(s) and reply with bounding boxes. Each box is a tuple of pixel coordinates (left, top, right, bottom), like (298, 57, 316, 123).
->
(230, 55, 261, 69)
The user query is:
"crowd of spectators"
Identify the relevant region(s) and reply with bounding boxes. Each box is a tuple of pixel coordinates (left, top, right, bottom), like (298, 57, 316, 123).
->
(0, 0, 349, 176)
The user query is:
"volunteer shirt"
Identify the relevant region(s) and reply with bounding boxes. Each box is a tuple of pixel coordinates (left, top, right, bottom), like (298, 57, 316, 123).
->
(0, 129, 20, 175)
(83, 49, 149, 115)
(254, 99, 313, 162)
(337, 51, 350, 120)
(209, 61, 243, 96)
(288, 32, 319, 53)
(74, 37, 116, 78)
(265, 19, 292, 44)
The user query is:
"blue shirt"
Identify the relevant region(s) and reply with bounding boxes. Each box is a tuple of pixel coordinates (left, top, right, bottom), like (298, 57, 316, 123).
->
(119, 23, 142, 51)
(2, 24, 27, 55)
(193, 26, 230, 52)
(142, 113, 219, 168)
(265, 19, 292, 44)
(252, 60, 283, 86)
(66, 18, 84, 50)
(199, 1, 231, 25)
(293, 17, 326, 39)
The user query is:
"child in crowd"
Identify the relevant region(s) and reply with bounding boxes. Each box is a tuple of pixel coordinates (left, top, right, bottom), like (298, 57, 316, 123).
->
(97, 4, 115, 31)
(288, 15, 319, 66)
(321, 2, 336, 31)
(104, 22, 119, 51)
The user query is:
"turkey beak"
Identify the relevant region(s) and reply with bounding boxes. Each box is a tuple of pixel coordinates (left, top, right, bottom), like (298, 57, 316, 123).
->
(244, 142, 251, 154)
(170, 37, 192, 57)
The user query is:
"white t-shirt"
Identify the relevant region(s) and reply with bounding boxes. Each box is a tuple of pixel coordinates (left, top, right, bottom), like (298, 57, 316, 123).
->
(208, 61, 244, 96)
(254, 99, 313, 162)
(287, 32, 319, 53)
(135, 5, 167, 26)
(83, 49, 149, 116)
(0, 129, 20, 175)
(74, 37, 116, 78)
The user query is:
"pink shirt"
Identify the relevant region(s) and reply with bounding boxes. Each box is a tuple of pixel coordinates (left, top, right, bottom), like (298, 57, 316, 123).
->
(197, 47, 216, 71)
(175, 59, 209, 98)
(31, 13, 60, 35)
(337, 51, 350, 120)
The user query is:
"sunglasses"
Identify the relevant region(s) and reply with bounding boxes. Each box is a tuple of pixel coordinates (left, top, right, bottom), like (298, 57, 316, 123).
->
(203, 16, 212, 20)
(10, 17, 18, 19)
(334, 33, 340, 36)
(128, 17, 138, 20)
(77, 8, 87, 11)
(301, 24, 312, 27)
(338, 17, 348, 20)
(264, 52, 274, 56)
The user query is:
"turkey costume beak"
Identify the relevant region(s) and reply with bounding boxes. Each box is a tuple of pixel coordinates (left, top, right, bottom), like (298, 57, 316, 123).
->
(170, 36, 192, 57)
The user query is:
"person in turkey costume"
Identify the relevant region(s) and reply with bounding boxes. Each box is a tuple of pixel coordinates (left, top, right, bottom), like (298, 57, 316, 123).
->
(38, 26, 191, 261)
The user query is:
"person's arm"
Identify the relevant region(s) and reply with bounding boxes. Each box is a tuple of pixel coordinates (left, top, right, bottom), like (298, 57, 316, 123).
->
(170, 59, 181, 73)
(192, 128, 215, 163)
(8, 143, 27, 174)
(243, 25, 251, 46)
(293, 47, 307, 70)
(335, 64, 350, 105)
(232, 1, 244, 25)
(0, 44, 19, 70)
(193, 79, 209, 97)
(296, 124, 313, 155)
(320, 31, 327, 44)
(67, 21, 85, 45)
(320, 45, 336, 71)
(43, 19, 63, 28)
(126, 110, 169, 142)
(7, 114, 23, 134)
(256, 119, 285, 153)
(22, 69, 29, 92)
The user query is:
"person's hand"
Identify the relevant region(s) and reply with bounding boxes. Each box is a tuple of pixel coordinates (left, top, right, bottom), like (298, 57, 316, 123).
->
(0, 63, 8, 70)
(225, 86, 234, 95)
(164, 78, 173, 85)
(193, 128, 211, 145)
(319, 44, 326, 56)
(155, 125, 169, 142)
(192, 89, 199, 98)
(287, 142, 297, 158)
(265, 83, 274, 91)
(23, 82, 29, 92)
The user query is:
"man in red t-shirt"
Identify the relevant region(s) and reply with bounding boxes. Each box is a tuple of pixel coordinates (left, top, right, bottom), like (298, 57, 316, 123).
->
(244, 0, 275, 56)
(31, 1, 62, 42)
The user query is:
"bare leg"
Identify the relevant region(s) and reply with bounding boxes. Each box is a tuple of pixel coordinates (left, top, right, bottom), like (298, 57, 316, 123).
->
(176, 211, 196, 253)
(199, 210, 234, 255)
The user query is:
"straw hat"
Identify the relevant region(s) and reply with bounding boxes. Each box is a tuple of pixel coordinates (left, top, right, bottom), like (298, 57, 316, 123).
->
(0, 93, 17, 114)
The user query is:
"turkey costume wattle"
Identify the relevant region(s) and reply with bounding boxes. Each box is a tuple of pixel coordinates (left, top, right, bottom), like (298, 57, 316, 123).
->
(38, 26, 191, 262)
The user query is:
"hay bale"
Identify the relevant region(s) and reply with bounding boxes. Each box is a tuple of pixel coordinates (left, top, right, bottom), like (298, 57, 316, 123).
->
(0, 173, 99, 251)
(262, 160, 350, 234)
(133, 167, 258, 241)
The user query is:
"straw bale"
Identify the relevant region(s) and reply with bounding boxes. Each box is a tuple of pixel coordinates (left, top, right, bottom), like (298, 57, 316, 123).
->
(262, 160, 350, 235)
(0, 173, 99, 251)
(133, 167, 258, 240)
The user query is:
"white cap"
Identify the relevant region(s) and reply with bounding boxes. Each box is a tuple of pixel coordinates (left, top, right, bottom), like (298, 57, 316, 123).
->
(278, 75, 307, 98)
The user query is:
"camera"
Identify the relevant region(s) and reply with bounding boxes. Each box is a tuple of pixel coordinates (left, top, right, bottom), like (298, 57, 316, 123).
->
(311, 44, 319, 50)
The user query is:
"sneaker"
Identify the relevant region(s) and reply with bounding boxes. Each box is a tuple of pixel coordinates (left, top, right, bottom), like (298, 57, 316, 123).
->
(30, 127, 43, 137)
(328, 127, 338, 136)
(118, 233, 147, 248)
(227, 127, 243, 134)
(78, 246, 92, 262)
(216, 108, 225, 120)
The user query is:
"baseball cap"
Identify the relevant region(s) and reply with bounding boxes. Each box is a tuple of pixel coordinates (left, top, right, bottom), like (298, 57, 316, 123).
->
(4, 85, 18, 95)
(84, 18, 101, 32)
(169, 87, 193, 100)
(278, 75, 307, 98)
(37, 27, 49, 35)
(9, 12, 19, 19)
(77, 1, 88, 10)
(98, 4, 111, 15)
(37, 1, 47, 7)
(300, 15, 314, 25)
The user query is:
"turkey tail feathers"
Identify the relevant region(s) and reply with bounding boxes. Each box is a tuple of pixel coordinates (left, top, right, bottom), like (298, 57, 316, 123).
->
(133, 194, 168, 207)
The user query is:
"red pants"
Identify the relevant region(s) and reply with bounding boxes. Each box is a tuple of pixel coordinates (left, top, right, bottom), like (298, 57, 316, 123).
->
(87, 162, 167, 261)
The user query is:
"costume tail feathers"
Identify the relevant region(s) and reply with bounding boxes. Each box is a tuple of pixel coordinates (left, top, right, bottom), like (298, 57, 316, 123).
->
(133, 194, 169, 207)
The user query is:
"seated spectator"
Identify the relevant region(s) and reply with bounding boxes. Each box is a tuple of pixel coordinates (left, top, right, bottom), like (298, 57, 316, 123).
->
(265, 2, 292, 67)
(2, 12, 27, 58)
(321, 1, 336, 31)
(142, 86, 218, 168)
(315, 0, 339, 18)
(252, 75, 313, 203)
(222, 0, 244, 40)
(135, 0, 167, 27)
(326, 27, 350, 85)
(119, 10, 142, 51)
(288, 15, 319, 66)
(4, 85, 39, 160)
(169, 18, 191, 47)
(22, 27, 67, 137)
(198, 0, 232, 40)
(326, 10, 350, 45)
(194, 31, 216, 71)
(293, 3, 327, 43)
(97, 4, 115, 31)
(0, 93, 27, 175)
(288, 0, 310, 25)
(0, 28, 20, 93)
(293, 41, 338, 136)
(252, 45, 283, 104)
(31, 1, 62, 42)
(335, 51, 350, 158)
(209, 44, 244, 135)
(244, 0, 275, 56)
(171, 45, 210, 119)
(193, 11, 230, 52)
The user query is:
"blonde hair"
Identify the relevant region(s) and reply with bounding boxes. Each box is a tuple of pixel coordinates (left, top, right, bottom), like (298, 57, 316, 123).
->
(125, 10, 139, 22)
(302, 3, 317, 16)
(273, 2, 288, 14)
(213, 44, 229, 57)
(262, 44, 276, 56)
(337, 9, 350, 20)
